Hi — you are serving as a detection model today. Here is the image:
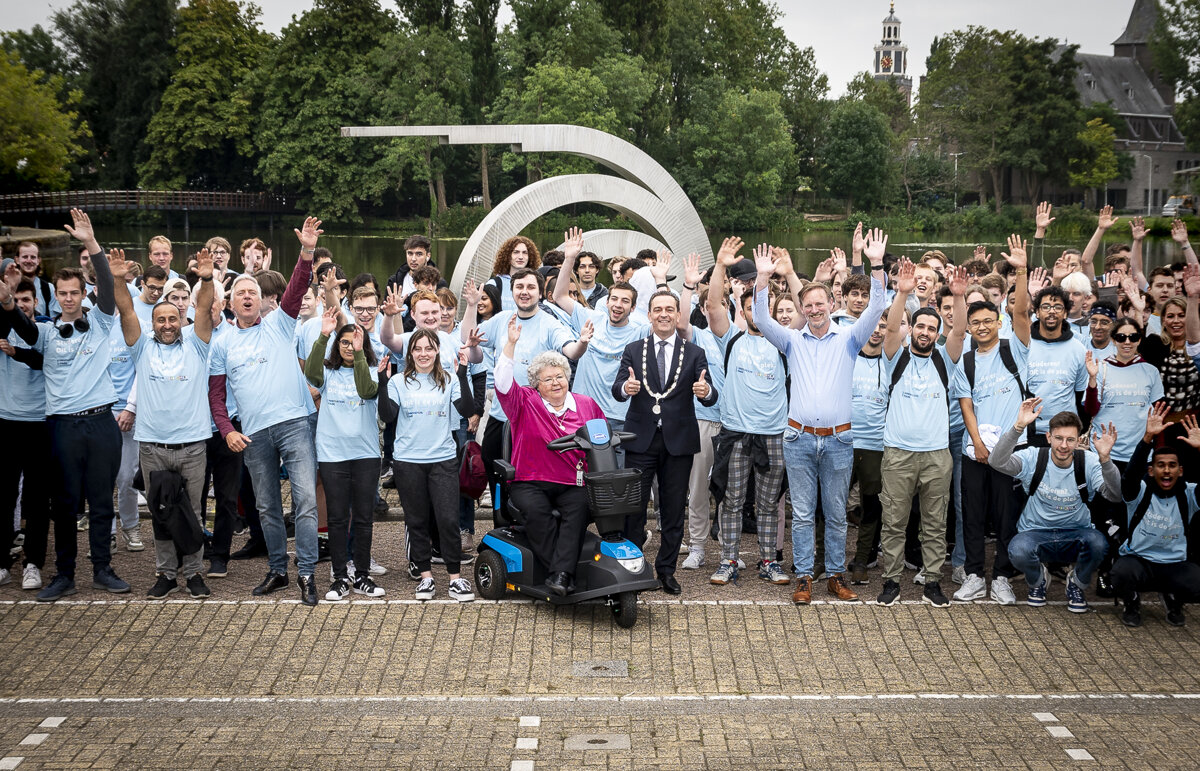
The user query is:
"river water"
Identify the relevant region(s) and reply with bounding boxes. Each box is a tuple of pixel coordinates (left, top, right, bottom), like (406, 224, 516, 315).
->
(40, 225, 1184, 283)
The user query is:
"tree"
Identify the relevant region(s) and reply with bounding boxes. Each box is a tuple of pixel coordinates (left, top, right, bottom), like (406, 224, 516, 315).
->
(462, 0, 502, 208)
(1, 26, 69, 85)
(1153, 0, 1200, 149)
(818, 100, 893, 215)
(139, 0, 271, 189)
(674, 87, 795, 228)
(0, 51, 89, 192)
(845, 72, 912, 135)
(54, 0, 177, 187)
(254, 0, 397, 221)
(1068, 118, 1120, 207)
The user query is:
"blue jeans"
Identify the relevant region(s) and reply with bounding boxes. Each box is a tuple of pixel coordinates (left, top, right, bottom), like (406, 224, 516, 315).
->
(243, 415, 319, 577)
(949, 428, 965, 567)
(1008, 527, 1108, 587)
(784, 426, 854, 576)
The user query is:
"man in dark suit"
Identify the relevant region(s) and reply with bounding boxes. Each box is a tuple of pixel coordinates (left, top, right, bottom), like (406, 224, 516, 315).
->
(613, 289, 717, 595)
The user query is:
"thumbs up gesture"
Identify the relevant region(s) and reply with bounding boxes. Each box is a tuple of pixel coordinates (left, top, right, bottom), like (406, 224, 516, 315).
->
(692, 368, 710, 399)
(624, 366, 641, 396)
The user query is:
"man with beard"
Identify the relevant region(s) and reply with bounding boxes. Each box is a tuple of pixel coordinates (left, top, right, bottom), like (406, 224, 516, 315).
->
(14, 241, 58, 317)
(1026, 285, 1089, 443)
(876, 260, 967, 607)
(112, 247, 216, 598)
(1084, 301, 1118, 360)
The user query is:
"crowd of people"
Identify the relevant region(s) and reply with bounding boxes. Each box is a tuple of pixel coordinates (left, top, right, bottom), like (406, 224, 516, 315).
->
(1, 205, 1198, 627)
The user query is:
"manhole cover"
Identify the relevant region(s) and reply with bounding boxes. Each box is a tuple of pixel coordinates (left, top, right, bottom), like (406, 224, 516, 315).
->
(564, 734, 632, 751)
(570, 660, 628, 677)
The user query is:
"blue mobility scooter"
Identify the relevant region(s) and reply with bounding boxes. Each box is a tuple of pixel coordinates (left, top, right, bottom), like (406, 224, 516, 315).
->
(473, 418, 661, 627)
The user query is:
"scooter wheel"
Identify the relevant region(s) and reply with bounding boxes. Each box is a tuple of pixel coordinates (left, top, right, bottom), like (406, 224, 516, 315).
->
(610, 591, 638, 628)
(475, 549, 508, 601)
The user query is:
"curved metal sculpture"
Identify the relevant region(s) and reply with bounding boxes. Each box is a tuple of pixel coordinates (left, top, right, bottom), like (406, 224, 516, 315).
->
(340, 124, 712, 293)
(553, 229, 668, 264)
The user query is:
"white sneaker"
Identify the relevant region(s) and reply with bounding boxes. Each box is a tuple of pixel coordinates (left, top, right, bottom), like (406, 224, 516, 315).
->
(448, 577, 475, 602)
(913, 572, 927, 585)
(951, 565, 967, 586)
(415, 576, 435, 600)
(369, 558, 388, 576)
(0, 568, 9, 586)
(22, 564, 42, 590)
(679, 543, 689, 555)
(331, 560, 357, 583)
(990, 575, 1016, 605)
(953, 573, 987, 602)
(681, 551, 705, 570)
(121, 526, 145, 552)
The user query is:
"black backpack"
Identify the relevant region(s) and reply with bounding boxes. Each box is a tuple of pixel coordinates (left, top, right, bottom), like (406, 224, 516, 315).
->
(963, 338, 1034, 444)
(887, 348, 949, 406)
(723, 330, 790, 403)
(1027, 447, 1088, 501)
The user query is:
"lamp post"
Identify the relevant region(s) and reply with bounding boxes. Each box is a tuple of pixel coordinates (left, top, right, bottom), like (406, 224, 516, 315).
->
(950, 152, 967, 210)
(1142, 154, 1153, 215)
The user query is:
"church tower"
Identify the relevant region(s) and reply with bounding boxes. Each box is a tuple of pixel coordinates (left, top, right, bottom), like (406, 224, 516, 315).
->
(873, 2, 912, 107)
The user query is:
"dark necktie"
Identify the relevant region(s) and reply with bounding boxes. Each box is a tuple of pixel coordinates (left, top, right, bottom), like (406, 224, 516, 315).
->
(657, 340, 668, 386)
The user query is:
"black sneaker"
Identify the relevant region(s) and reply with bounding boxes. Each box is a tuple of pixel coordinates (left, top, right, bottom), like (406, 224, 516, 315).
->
(1121, 594, 1142, 627)
(231, 539, 268, 560)
(298, 575, 317, 606)
(187, 575, 211, 598)
(147, 575, 179, 599)
(317, 535, 330, 564)
(352, 574, 385, 598)
(922, 581, 949, 608)
(325, 578, 351, 601)
(1165, 594, 1186, 627)
(207, 559, 228, 578)
(1096, 573, 1116, 598)
(36, 574, 76, 602)
(877, 579, 901, 606)
(252, 571, 289, 596)
(407, 562, 420, 581)
(92, 566, 131, 594)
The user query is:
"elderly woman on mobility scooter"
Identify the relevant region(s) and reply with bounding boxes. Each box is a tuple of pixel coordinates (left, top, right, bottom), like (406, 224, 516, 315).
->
(494, 315, 603, 596)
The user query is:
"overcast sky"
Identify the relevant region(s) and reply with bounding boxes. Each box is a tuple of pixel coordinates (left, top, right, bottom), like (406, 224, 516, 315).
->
(6, 0, 1144, 97)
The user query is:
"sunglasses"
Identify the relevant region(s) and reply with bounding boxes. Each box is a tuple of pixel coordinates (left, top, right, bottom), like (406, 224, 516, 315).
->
(57, 317, 90, 338)
(1112, 332, 1142, 343)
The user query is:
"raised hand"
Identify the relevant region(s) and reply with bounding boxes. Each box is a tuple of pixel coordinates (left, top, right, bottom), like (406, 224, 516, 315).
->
(1052, 253, 1072, 281)
(830, 246, 847, 274)
(812, 257, 836, 284)
(321, 305, 339, 337)
(1173, 218, 1190, 245)
(1092, 422, 1117, 461)
(1028, 266, 1050, 293)
(1131, 216, 1147, 241)
(1085, 350, 1099, 379)
(753, 243, 775, 277)
(683, 253, 702, 288)
(1015, 396, 1043, 430)
(578, 318, 594, 344)
(295, 217, 323, 251)
(506, 314, 522, 346)
(650, 250, 672, 283)
(194, 247, 214, 281)
(716, 237, 743, 267)
(465, 325, 486, 349)
(973, 244, 989, 263)
(692, 368, 710, 399)
(1121, 275, 1146, 312)
(851, 221, 865, 258)
(947, 265, 969, 296)
(1001, 234, 1027, 270)
(863, 227, 888, 264)
(894, 257, 916, 294)
(624, 365, 641, 396)
(1144, 402, 1170, 440)
(262, 247, 273, 272)
(563, 226, 584, 262)
(1098, 205, 1119, 231)
(63, 208, 96, 248)
(1035, 201, 1055, 236)
(1181, 414, 1200, 449)
(106, 248, 135, 281)
(352, 324, 364, 352)
(462, 279, 482, 308)
(1185, 263, 1200, 298)
(322, 265, 346, 296)
(771, 246, 795, 275)
(381, 285, 404, 317)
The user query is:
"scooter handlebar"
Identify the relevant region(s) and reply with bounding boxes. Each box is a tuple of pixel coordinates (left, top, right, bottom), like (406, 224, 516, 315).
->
(546, 435, 580, 452)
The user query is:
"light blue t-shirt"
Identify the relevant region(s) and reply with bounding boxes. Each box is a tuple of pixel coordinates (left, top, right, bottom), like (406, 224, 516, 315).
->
(107, 312, 147, 412)
(1026, 334, 1088, 433)
(0, 329, 45, 421)
(388, 371, 461, 463)
(569, 305, 650, 421)
(1120, 481, 1197, 563)
(718, 327, 788, 434)
(33, 308, 119, 415)
(1147, 315, 1163, 336)
(1093, 360, 1164, 462)
(490, 275, 515, 312)
(315, 366, 380, 463)
(131, 327, 211, 444)
(208, 321, 239, 433)
(131, 295, 156, 328)
(1085, 338, 1116, 361)
(952, 338, 1029, 453)
(208, 309, 316, 437)
(851, 352, 888, 451)
(690, 326, 726, 423)
(393, 329, 460, 375)
(1012, 447, 1107, 531)
(478, 310, 575, 422)
(294, 314, 325, 361)
(883, 346, 952, 452)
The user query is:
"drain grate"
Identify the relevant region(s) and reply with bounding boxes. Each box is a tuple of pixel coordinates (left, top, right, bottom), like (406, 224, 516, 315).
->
(564, 734, 632, 751)
(570, 660, 628, 678)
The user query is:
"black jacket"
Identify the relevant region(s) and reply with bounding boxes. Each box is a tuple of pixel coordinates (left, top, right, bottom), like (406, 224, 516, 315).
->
(612, 335, 717, 456)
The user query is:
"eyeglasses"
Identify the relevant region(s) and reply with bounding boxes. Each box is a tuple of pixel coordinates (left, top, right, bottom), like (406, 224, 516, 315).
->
(352, 306, 378, 315)
(57, 317, 90, 338)
(143, 284, 165, 296)
(337, 339, 355, 347)
(968, 318, 997, 328)
(538, 373, 568, 384)
(1112, 332, 1143, 343)
(210, 248, 230, 256)
(1038, 304, 1065, 313)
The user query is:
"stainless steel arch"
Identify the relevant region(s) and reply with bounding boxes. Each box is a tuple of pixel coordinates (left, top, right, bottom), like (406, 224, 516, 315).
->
(553, 229, 668, 262)
(340, 124, 712, 292)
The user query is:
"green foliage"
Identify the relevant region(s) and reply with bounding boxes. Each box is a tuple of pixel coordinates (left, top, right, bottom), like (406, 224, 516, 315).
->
(675, 87, 795, 229)
(138, 0, 270, 189)
(1, 26, 69, 85)
(844, 72, 912, 135)
(819, 101, 893, 214)
(1068, 118, 1120, 190)
(0, 51, 89, 191)
(1153, 0, 1200, 148)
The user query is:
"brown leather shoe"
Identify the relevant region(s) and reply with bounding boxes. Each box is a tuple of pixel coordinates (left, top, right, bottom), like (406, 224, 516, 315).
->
(792, 574, 812, 605)
(827, 572, 859, 601)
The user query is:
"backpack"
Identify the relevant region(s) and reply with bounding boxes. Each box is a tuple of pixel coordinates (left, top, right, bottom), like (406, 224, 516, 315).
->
(723, 330, 790, 403)
(1124, 483, 1190, 549)
(887, 348, 949, 406)
(963, 338, 1034, 444)
(459, 439, 487, 500)
(1027, 447, 1088, 502)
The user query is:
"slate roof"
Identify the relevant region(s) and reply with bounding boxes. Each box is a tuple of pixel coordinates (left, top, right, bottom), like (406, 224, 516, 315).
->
(1075, 52, 1171, 117)
(1112, 0, 1157, 46)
